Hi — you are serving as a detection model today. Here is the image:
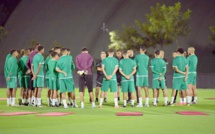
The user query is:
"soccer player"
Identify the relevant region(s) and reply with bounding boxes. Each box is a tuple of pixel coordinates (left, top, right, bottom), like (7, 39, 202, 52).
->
(44, 50, 53, 106)
(32, 46, 45, 107)
(119, 51, 136, 107)
(5, 50, 19, 106)
(95, 51, 107, 103)
(26, 43, 40, 105)
(150, 50, 168, 106)
(187, 47, 198, 104)
(98, 49, 119, 108)
(67, 48, 78, 107)
(76, 47, 95, 109)
(169, 48, 188, 106)
(48, 52, 59, 107)
(116, 50, 122, 101)
(18, 48, 30, 105)
(127, 49, 138, 103)
(135, 46, 150, 107)
(56, 48, 75, 108)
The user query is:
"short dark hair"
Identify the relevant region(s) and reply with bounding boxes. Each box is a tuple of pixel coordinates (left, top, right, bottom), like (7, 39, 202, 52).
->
(108, 49, 114, 53)
(67, 48, 71, 52)
(61, 48, 67, 52)
(140, 45, 146, 51)
(154, 50, 160, 55)
(51, 52, 58, 57)
(28, 48, 33, 52)
(177, 48, 184, 54)
(54, 47, 61, 51)
(49, 50, 53, 54)
(82, 47, 88, 52)
(33, 42, 40, 49)
(38, 46, 44, 52)
(122, 51, 127, 55)
(116, 49, 121, 52)
(10, 49, 17, 55)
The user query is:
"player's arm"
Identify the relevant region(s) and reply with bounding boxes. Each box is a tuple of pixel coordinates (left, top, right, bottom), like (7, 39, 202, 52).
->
(102, 65, 108, 79)
(85, 58, 93, 70)
(56, 67, 67, 76)
(173, 66, 185, 75)
(119, 69, 128, 79)
(7, 60, 15, 81)
(32, 63, 42, 80)
(97, 66, 102, 71)
(110, 65, 118, 79)
(150, 60, 160, 75)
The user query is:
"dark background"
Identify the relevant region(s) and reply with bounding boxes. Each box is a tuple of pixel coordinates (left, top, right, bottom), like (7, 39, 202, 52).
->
(0, 0, 215, 88)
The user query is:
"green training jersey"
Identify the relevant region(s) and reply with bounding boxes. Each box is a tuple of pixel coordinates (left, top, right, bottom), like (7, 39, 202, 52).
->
(119, 58, 136, 81)
(56, 55, 73, 79)
(172, 56, 188, 77)
(102, 56, 118, 80)
(48, 59, 58, 77)
(150, 58, 166, 78)
(4, 54, 12, 77)
(45, 56, 51, 76)
(187, 54, 198, 73)
(18, 56, 29, 76)
(6, 56, 18, 77)
(68, 55, 76, 70)
(134, 54, 149, 76)
(32, 53, 45, 76)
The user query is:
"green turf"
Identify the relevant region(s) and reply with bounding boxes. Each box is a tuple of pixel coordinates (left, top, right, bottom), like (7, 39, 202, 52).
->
(0, 88, 214, 134)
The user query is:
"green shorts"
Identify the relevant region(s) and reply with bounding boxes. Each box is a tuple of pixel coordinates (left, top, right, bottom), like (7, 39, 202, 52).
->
(172, 77, 187, 90)
(59, 78, 74, 93)
(136, 76, 148, 87)
(33, 76, 44, 88)
(21, 75, 30, 89)
(46, 77, 49, 88)
(187, 73, 197, 85)
(18, 75, 23, 88)
(152, 77, 166, 89)
(121, 80, 135, 93)
(49, 77, 59, 90)
(101, 79, 117, 92)
(7, 77, 18, 89)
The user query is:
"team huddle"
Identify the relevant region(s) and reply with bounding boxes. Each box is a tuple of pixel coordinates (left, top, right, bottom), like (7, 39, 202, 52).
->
(4, 43, 198, 108)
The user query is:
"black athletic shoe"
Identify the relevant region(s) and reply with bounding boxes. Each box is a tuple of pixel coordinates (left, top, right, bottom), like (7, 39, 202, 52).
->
(123, 105, 126, 108)
(131, 105, 134, 107)
(127, 99, 131, 103)
(59, 103, 63, 106)
(95, 98, 99, 103)
(18, 98, 22, 106)
(89, 98, 92, 103)
(118, 97, 120, 102)
(104, 98, 107, 103)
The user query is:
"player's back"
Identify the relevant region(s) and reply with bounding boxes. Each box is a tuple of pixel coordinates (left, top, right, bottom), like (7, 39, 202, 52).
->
(48, 59, 58, 77)
(32, 53, 44, 75)
(173, 56, 187, 77)
(57, 55, 72, 78)
(135, 54, 149, 75)
(151, 58, 166, 74)
(102, 57, 118, 76)
(187, 54, 198, 72)
(120, 58, 135, 76)
(6, 56, 18, 77)
(19, 56, 29, 75)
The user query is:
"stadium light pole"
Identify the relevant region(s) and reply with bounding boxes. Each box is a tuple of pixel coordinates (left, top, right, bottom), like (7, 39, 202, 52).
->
(101, 22, 109, 50)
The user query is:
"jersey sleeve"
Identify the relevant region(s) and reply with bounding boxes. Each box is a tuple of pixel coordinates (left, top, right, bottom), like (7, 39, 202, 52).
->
(172, 58, 177, 68)
(39, 56, 44, 65)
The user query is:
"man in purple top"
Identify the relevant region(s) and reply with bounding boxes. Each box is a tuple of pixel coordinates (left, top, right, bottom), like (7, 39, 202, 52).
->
(76, 47, 95, 108)
(26, 43, 40, 105)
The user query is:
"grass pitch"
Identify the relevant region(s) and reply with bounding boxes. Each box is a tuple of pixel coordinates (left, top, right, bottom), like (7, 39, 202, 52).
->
(0, 88, 214, 134)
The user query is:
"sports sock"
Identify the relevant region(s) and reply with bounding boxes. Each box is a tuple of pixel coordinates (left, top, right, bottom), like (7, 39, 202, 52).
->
(131, 100, 134, 105)
(63, 99, 67, 107)
(7, 98, 10, 105)
(34, 98, 37, 105)
(81, 102, 84, 108)
(139, 97, 143, 105)
(187, 96, 191, 104)
(52, 99, 55, 106)
(92, 102, 95, 107)
(123, 100, 127, 106)
(164, 97, 168, 104)
(180, 98, 183, 103)
(37, 98, 41, 106)
(114, 98, 118, 106)
(12, 97, 16, 105)
(99, 98, 104, 106)
(22, 98, 25, 103)
(170, 97, 174, 104)
(145, 98, 149, 105)
(153, 98, 157, 105)
(194, 97, 197, 103)
(183, 98, 186, 104)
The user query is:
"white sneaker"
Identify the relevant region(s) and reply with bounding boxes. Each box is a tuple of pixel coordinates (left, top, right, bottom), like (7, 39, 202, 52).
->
(81, 104, 84, 109)
(92, 104, 96, 108)
(136, 104, 143, 107)
(73, 103, 79, 108)
(145, 104, 149, 107)
(64, 105, 68, 109)
(37, 105, 43, 108)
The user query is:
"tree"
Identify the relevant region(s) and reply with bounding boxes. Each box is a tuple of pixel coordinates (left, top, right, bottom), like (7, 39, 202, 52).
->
(209, 26, 215, 43)
(109, 2, 191, 50)
(136, 2, 191, 49)
(109, 25, 155, 50)
(0, 26, 7, 43)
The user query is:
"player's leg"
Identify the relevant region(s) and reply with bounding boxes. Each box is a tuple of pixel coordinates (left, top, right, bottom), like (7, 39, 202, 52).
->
(85, 75, 96, 108)
(128, 80, 135, 107)
(95, 86, 100, 102)
(161, 79, 168, 106)
(152, 79, 159, 106)
(99, 80, 109, 108)
(136, 86, 143, 107)
(153, 89, 157, 106)
(156, 89, 160, 103)
(111, 80, 119, 108)
(6, 88, 11, 106)
(121, 81, 128, 107)
(170, 89, 177, 105)
(143, 77, 149, 107)
(79, 75, 85, 108)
